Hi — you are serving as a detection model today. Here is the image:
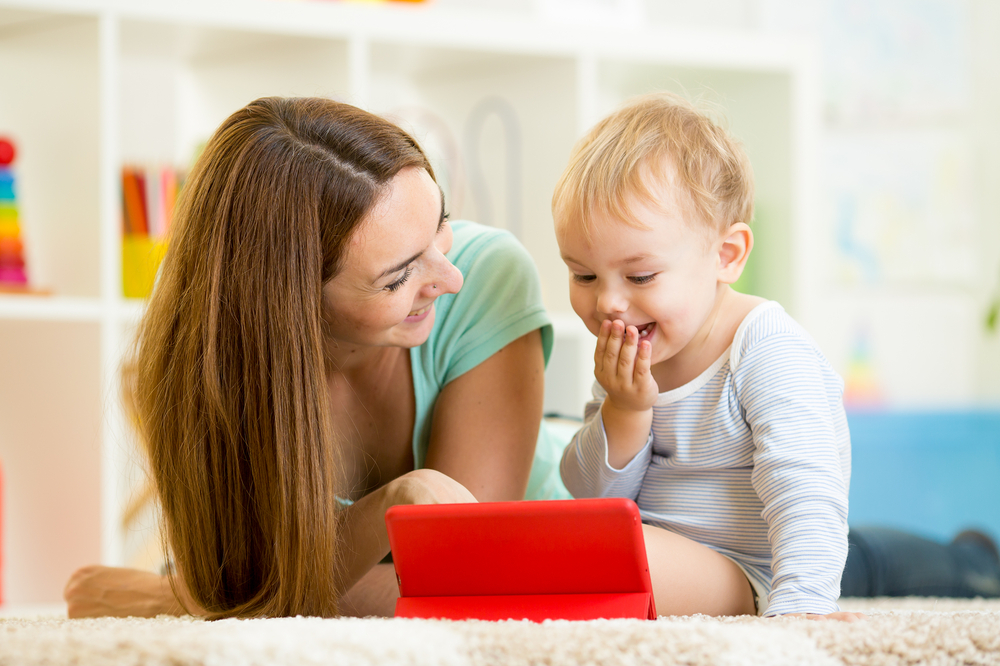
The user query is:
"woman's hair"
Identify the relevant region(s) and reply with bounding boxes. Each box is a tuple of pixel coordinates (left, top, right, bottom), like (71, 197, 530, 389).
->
(552, 92, 754, 241)
(125, 97, 433, 619)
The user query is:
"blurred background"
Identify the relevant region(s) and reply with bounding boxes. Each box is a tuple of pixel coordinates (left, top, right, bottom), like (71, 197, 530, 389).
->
(0, 0, 997, 605)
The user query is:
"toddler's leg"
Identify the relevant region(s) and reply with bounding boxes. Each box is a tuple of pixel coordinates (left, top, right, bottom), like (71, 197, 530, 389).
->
(643, 524, 756, 617)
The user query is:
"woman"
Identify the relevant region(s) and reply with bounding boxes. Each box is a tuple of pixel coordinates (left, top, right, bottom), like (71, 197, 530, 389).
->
(65, 96, 568, 619)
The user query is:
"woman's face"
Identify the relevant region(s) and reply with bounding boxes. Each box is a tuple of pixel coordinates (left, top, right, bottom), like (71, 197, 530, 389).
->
(322, 167, 464, 351)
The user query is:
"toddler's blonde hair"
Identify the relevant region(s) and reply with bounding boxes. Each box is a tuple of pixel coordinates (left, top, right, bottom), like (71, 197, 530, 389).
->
(552, 92, 754, 241)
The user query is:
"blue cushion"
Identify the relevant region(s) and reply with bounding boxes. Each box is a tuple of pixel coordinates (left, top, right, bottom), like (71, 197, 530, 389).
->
(847, 410, 1000, 542)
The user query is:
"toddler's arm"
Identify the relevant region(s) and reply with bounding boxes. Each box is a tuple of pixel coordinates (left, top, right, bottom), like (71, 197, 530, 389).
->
(559, 385, 654, 499)
(560, 321, 657, 499)
(736, 333, 850, 616)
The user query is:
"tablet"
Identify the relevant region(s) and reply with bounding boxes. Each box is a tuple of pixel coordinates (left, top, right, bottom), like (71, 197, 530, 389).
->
(385, 497, 656, 621)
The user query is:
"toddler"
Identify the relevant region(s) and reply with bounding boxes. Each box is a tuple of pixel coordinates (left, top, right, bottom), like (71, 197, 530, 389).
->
(554, 93, 857, 619)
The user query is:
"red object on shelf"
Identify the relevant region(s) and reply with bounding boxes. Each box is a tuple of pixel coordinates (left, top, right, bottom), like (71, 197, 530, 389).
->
(386, 497, 655, 621)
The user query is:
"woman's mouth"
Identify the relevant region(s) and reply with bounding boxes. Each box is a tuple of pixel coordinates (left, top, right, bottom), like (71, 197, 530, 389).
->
(406, 303, 434, 322)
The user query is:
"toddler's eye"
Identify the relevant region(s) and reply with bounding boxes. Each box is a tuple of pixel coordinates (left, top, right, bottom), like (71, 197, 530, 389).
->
(629, 274, 656, 285)
(571, 273, 596, 284)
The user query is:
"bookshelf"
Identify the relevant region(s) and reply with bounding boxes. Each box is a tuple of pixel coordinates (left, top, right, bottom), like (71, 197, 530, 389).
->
(0, 0, 817, 603)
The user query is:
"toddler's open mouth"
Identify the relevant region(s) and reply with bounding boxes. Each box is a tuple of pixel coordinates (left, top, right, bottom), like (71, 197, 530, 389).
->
(638, 322, 656, 340)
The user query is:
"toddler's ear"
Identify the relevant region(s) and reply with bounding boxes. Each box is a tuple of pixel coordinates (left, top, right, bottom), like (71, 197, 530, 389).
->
(716, 223, 753, 284)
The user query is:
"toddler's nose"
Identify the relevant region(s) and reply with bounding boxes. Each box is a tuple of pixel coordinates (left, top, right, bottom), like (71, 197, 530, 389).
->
(596, 287, 628, 317)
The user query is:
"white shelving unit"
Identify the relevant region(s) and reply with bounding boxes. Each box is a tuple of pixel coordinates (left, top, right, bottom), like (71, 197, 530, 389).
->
(0, 0, 818, 603)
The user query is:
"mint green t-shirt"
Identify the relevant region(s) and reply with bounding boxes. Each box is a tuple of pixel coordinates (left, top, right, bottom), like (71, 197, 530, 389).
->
(409, 221, 571, 500)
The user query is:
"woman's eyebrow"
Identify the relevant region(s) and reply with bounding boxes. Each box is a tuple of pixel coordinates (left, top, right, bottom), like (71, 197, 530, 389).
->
(377, 252, 422, 281)
(375, 186, 448, 282)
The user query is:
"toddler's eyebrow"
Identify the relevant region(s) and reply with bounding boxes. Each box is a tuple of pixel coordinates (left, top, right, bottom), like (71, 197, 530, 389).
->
(618, 254, 653, 266)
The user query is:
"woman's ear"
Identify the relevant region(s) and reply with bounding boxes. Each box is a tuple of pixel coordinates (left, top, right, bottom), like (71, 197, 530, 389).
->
(716, 223, 753, 285)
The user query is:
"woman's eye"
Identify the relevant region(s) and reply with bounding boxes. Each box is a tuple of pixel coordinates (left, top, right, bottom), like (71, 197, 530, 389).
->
(629, 274, 656, 285)
(571, 274, 596, 284)
(385, 266, 413, 293)
(437, 212, 450, 233)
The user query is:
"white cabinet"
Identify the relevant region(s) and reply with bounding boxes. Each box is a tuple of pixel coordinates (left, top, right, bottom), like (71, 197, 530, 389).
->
(0, 0, 815, 603)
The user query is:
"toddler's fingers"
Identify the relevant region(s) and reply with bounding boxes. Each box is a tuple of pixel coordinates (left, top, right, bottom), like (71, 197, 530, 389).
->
(594, 319, 612, 373)
(603, 320, 625, 376)
(634, 339, 652, 383)
(617, 325, 640, 379)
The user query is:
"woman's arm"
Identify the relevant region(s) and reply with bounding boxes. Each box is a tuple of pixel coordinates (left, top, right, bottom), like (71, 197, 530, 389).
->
(334, 468, 476, 594)
(423, 329, 544, 502)
(64, 469, 474, 618)
(64, 565, 194, 618)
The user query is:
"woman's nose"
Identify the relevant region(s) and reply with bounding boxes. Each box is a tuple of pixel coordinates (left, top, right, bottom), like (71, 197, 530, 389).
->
(428, 256, 464, 296)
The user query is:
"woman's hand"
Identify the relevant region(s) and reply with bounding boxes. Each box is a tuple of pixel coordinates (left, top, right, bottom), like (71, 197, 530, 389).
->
(387, 468, 478, 507)
(64, 565, 187, 618)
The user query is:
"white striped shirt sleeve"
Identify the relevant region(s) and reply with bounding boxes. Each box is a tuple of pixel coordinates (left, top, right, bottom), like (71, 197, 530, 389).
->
(736, 332, 849, 615)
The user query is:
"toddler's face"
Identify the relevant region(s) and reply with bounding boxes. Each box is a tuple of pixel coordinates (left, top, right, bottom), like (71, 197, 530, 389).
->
(556, 185, 722, 370)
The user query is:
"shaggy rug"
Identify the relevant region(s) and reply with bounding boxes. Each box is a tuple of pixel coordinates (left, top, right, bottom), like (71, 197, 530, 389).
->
(2, 598, 999, 666)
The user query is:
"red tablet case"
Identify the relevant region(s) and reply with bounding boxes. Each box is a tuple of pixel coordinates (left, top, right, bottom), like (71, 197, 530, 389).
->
(385, 497, 655, 621)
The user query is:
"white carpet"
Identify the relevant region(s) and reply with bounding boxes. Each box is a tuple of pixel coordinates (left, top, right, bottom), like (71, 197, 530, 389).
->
(2, 599, 999, 665)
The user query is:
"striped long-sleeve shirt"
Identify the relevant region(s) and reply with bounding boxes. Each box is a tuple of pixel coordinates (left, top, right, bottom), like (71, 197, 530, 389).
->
(560, 301, 851, 616)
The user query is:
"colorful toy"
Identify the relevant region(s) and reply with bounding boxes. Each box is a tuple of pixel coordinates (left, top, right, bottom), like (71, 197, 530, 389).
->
(0, 137, 30, 292)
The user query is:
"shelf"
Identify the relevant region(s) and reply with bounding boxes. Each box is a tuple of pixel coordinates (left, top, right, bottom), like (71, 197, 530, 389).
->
(119, 19, 350, 165)
(0, 11, 102, 298)
(5, 0, 810, 68)
(0, 294, 146, 323)
(0, 294, 103, 321)
(116, 297, 145, 326)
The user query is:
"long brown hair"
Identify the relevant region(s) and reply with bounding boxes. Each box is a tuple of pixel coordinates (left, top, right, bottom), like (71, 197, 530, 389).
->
(125, 97, 433, 619)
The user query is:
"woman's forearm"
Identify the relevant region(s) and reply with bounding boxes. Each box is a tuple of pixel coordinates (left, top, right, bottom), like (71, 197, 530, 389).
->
(338, 564, 399, 617)
(334, 484, 396, 595)
(334, 469, 477, 596)
(64, 565, 186, 618)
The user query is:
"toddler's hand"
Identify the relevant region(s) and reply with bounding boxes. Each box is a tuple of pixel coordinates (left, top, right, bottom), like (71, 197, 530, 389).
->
(594, 319, 659, 413)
